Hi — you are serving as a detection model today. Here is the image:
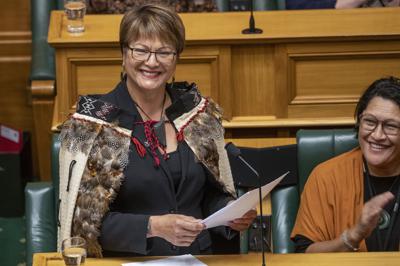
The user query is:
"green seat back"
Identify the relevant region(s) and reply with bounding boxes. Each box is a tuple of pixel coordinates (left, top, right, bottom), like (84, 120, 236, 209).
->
(271, 128, 358, 253)
(297, 129, 358, 194)
(25, 133, 60, 265)
(52, 133, 60, 214)
(25, 182, 57, 266)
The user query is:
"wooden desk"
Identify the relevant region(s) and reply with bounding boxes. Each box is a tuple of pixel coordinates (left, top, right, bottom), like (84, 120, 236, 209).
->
(33, 252, 400, 266)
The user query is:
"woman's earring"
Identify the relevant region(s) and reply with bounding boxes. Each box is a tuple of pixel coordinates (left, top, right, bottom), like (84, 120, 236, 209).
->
(120, 62, 126, 81)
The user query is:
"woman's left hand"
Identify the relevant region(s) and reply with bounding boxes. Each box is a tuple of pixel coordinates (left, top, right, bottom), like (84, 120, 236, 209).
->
(228, 209, 257, 232)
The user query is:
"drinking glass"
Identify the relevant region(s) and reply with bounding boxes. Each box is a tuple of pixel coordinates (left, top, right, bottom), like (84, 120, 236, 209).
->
(61, 236, 87, 266)
(64, 0, 86, 33)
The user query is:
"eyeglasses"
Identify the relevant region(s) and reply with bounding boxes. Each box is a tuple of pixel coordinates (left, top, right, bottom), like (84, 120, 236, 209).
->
(359, 114, 400, 136)
(127, 46, 177, 64)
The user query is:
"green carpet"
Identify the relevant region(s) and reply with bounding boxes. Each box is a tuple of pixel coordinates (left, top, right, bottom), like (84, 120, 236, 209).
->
(0, 217, 26, 266)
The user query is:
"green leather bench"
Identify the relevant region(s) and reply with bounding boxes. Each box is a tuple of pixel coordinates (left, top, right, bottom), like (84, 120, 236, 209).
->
(25, 134, 60, 266)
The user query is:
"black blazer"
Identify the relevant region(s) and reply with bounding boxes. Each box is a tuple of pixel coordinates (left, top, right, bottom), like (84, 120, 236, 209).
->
(99, 82, 234, 256)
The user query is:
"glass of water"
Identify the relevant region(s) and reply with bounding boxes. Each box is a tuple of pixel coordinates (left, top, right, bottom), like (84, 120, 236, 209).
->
(61, 236, 87, 266)
(64, 0, 86, 33)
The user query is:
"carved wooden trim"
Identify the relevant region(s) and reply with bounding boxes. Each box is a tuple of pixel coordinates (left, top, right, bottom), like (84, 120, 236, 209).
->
(288, 51, 400, 105)
(30, 80, 55, 98)
(67, 57, 121, 113)
(224, 117, 355, 128)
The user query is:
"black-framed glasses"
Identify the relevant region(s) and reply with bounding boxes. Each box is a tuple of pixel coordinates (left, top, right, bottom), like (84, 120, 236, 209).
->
(359, 114, 400, 136)
(127, 46, 177, 64)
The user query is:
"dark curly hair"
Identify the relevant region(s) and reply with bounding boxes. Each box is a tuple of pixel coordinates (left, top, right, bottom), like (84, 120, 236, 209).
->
(354, 76, 400, 135)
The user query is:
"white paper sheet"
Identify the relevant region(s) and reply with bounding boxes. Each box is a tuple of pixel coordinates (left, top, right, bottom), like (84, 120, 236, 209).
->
(202, 172, 288, 229)
(121, 254, 206, 266)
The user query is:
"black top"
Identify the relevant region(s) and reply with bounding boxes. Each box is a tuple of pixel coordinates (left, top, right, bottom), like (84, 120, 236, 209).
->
(364, 174, 400, 251)
(97, 81, 234, 256)
(293, 173, 400, 252)
(166, 147, 182, 192)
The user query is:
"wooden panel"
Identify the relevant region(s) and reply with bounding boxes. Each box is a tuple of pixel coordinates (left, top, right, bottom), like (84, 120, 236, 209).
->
(55, 48, 121, 118)
(76, 64, 121, 96)
(286, 40, 400, 54)
(32, 99, 54, 181)
(288, 104, 357, 119)
(225, 127, 297, 148)
(0, 58, 31, 128)
(0, 2, 34, 174)
(217, 46, 232, 119)
(283, 41, 400, 119)
(175, 61, 212, 97)
(177, 45, 231, 111)
(0, 1, 30, 32)
(231, 45, 275, 117)
(274, 44, 289, 118)
(0, 42, 32, 130)
(286, 41, 400, 104)
(225, 137, 296, 148)
(291, 55, 400, 103)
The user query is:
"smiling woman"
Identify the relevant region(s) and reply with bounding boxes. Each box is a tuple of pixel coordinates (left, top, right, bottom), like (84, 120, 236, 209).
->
(57, 3, 256, 258)
(354, 78, 400, 178)
(357, 96, 400, 177)
(291, 76, 400, 253)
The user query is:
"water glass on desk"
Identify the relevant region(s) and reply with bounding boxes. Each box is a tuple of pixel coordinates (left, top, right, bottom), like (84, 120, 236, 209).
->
(62, 236, 87, 266)
(64, 0, 86, 33)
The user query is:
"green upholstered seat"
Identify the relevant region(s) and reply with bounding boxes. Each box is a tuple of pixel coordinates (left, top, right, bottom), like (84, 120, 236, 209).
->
(25, 134, 60, 265)
(270, 128, 358, 253)
(25, 182, 57, 266)
(271, 185, 299, 253)
(297, 129, 359, 195)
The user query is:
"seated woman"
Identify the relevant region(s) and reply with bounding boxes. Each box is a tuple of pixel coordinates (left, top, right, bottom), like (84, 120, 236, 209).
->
(291, 76, 400, 252)
(57, 4, 256, 257)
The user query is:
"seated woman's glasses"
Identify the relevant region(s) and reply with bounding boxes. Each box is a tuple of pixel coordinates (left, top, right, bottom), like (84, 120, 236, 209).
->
(360, 114, 400, 136)
(128, 47, 176, 64)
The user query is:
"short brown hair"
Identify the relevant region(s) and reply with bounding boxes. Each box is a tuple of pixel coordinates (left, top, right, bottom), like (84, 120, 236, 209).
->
(119, 4, 185, 55)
